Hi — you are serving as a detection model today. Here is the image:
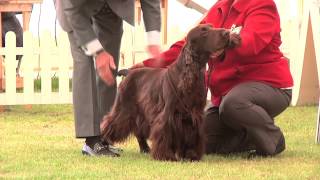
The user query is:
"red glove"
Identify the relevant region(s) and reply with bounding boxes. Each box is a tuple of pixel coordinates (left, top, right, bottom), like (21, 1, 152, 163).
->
(95, 51, 116, 86)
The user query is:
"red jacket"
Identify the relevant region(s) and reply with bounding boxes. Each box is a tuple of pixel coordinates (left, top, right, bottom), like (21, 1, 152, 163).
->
(143, 0, 293, 106)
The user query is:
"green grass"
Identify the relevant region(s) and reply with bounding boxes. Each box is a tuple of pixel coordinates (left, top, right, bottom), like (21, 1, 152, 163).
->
(33, 78, 72, 92)
(1, 105, 320, 179)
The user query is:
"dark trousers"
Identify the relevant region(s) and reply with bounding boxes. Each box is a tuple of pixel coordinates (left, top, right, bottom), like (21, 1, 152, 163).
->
(205, 82, 292, 155)
(68, 4, 123, 138)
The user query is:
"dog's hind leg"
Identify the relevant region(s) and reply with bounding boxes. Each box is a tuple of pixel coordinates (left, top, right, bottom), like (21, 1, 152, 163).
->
(136, 136, 150, 153)
(133, 116, 150, 153)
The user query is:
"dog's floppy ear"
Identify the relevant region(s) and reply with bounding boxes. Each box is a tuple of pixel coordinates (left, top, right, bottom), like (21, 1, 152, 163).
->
(186, 24, 213, 54)
(187, 24, 211, 41)
(182, 44, 193, 65)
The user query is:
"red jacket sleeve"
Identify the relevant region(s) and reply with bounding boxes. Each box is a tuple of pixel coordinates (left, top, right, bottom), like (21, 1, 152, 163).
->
(233, 1, 279, 56)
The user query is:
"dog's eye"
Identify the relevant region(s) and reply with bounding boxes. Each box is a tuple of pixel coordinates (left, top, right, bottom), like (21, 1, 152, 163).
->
(201, 27, 207, 31)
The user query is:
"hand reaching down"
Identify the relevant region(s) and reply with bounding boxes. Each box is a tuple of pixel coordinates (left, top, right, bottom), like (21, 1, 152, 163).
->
(95, 51, 116, 86)
(147, 45, 161, 59)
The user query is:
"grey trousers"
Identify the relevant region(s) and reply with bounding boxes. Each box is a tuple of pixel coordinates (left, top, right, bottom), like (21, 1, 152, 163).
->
(204, 82, 292, 155)
(68, 4, 123, 138)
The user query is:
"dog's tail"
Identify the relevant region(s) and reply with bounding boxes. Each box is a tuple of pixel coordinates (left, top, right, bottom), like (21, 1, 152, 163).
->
(101, 109, 134, 145)
(100, 83, 137, 144)
(100, 110, 134, 144)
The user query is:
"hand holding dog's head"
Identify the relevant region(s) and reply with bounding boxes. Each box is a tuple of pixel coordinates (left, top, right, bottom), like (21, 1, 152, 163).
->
(228, 32, 242, 49)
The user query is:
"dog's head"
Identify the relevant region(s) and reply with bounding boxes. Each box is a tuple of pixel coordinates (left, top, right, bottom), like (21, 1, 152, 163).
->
(186, 24, 230, 59)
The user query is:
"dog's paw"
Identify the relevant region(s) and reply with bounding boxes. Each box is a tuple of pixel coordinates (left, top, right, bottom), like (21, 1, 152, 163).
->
(140, 147, 150, 154)
(185, 150, 202, 162)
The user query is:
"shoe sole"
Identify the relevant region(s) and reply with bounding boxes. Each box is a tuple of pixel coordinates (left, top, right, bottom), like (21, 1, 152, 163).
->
(82, 150, 92, 156)
(82, 150, 120, 157)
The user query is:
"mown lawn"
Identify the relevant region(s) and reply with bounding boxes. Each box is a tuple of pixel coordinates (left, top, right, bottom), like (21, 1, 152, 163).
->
(0, 105, 320, 179)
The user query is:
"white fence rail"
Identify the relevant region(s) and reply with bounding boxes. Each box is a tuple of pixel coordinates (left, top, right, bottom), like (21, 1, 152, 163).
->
(0, 31, 73, 105)
(0, 24, 165, 105)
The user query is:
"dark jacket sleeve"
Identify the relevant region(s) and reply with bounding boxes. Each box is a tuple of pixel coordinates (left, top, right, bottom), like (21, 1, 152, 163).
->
(53, 0, 72, 32)
(62, 0, 98, 47)
(140, 0, 161, 32)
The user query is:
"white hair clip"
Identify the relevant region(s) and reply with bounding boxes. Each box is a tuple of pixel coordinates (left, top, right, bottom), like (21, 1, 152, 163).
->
(230, 24, 242, 35)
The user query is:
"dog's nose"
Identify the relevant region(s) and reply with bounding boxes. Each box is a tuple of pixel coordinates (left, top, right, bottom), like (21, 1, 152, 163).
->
(222, 31, 230, 38)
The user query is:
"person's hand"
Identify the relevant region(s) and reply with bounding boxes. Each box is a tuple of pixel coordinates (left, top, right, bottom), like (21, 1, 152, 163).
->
(95, 50, 116, 86)
(130, 62, 145, 69)
(228, 32, 242, 49)
(147, 45, 161, 59)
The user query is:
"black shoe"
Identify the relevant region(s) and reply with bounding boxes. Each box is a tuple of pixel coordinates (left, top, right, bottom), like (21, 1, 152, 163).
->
(82, 142, 120, 157)
(274, 133, 286, 155)
(101, 141, 123, 154)
(248, 134, 286, 158)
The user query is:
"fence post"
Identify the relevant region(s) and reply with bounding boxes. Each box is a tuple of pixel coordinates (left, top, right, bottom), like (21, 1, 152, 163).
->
(23, 31, 34, 104)
(0, 56, 3, 90)
(40, 31, 53, 103)
(4, 32, 16, 104)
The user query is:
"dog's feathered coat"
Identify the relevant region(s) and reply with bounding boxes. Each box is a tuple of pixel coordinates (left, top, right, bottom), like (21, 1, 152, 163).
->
(101, 24, 231, 161)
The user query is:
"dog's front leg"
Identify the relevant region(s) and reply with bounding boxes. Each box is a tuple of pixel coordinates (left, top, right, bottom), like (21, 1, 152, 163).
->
(185, 113, 205, 161)
(150, 116, 177, 161)
(150, 103, 177, 161)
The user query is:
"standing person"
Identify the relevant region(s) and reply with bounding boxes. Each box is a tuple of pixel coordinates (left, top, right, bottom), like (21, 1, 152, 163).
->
(135, 0, 293, 157)
(54, 0, 161, 156)
(2, 12, 23, 75)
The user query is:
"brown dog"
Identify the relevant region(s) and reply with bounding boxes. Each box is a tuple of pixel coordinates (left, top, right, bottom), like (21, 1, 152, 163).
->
(101, 24, 231, 161)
